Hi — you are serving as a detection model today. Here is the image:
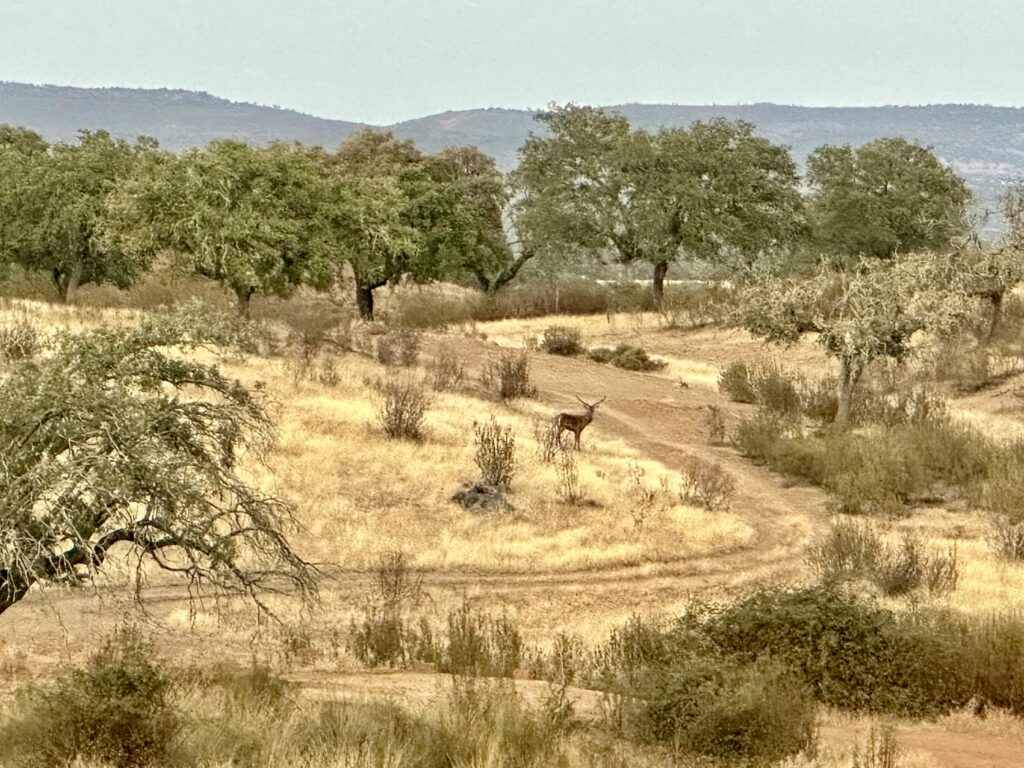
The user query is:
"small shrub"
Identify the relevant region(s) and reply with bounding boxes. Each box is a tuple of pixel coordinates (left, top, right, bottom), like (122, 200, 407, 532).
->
(754, 363, 802, 415)
(376, 330, 422, 367)
(679, 456, 735, 511)
(555, 450, 586, 504)
(0, 318, 41, 362)
(588, 343, 667, 371)
(474, 418, 517, 489)
(374, 549, 423, 611)
(430, 343, 466, 391)
(990, 514, 1024, 561)
(718, 361, 758, 403)
(375, 376, 431, 440)
(808, 520, 960, 597)
(853, 724, 902, 768)
(807, 518, 882, 584)
(705, 405, 727, 446)
(441, 605, 523, 678)
(540, 325, 584, 356)
(0, 625, 178, 768)
(480, 351, 536, 400)
(533, 417, 564, 463)
(623, 462, 666, 530)
(348, 608, 413, 668)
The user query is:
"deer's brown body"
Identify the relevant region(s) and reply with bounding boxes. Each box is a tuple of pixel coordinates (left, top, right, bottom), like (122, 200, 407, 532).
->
(554, 396, 606, 449)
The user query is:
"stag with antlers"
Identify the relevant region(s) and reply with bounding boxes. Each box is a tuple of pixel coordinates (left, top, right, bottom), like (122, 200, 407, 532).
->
(554, 395, 606, 449)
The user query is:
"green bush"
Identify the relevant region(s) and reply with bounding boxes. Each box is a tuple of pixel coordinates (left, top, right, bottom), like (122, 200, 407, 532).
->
(0, 625, 179, 768)
(704, 588, 967, 716)
(634, 657, 817, 764)
(718, 361, 758, 404)
(588, 343, 667, 371)
(540, 325, 584, 355)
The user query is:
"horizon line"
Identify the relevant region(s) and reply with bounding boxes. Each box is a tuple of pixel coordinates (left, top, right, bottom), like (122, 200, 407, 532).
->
(4, 80, 1024, 127)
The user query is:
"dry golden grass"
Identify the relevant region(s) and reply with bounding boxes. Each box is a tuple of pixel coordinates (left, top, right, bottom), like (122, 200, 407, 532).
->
(234, 352, 753, 573)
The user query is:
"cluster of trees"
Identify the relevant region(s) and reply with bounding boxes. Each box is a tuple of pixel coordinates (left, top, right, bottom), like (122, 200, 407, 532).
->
(0, 105, 982, 317)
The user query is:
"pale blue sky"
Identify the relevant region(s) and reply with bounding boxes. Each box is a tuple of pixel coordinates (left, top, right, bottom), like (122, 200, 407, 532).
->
(1, 0, 1021, 124)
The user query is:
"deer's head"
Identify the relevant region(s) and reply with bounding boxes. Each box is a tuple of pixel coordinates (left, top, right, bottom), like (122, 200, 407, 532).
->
(575, 395, 607, 413)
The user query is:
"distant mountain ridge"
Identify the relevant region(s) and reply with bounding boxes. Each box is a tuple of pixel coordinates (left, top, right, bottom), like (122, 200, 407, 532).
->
(3, 82, 1023, 228)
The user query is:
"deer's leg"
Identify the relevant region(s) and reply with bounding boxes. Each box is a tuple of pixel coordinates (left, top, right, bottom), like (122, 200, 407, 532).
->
(574, 429, 581, 449)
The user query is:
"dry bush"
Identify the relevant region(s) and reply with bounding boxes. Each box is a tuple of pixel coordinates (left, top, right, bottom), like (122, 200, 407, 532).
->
(480, 350, 536, 400)
(853, 724, 902, 768)
(375, 376, 431, 440)
(555, 451, 586, 504)
(990, 515, 1024, 561)
(657, 283, 736, 329)
(0, 318, 42, 362)
(540, 325, 584, 355)
(704, 405, 727, 446)
(623, 462, 667, 530)
(533, 417, 564, 463)
(679, 456, 736, 511)
(474, 418, 517, 489)
(376, 330, 422, 367)
(374, 549, 423, 611)
(808, 519, 960, 597)
(429, 343, 466, 391)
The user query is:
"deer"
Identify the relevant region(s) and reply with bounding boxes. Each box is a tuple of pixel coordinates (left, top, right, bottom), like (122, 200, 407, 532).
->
(554, 395, 606, 449)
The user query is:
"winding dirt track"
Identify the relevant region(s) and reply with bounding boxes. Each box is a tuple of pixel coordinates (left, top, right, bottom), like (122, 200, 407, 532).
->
(5, 330, 1024, 766)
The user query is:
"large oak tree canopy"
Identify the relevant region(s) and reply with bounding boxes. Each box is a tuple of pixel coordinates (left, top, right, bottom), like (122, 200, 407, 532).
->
(515, 105, 805, 303)
(807, 137, 971, 261)
(0, 314, 316, 617)
(0, 127, 156, 303)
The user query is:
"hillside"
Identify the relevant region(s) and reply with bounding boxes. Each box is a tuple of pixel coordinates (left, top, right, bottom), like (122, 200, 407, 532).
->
(3, 82, 1023, 224)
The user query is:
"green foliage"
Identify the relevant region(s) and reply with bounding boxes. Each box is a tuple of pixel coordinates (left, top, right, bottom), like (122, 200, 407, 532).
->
(104, 139, 332, 314)
(474, 417, 517, 489)
(705, 588, 966, 715)
(807, 137, 971, 260)
(0, 316, 315, 617)
(734, 400, 991, 514)
(718, 361, 759, 403)
(587, 343, 666, 371)
(516, 105, 804, 298)
(541, 325, 584, 355)
(634, 657, 817, 764)
(0, 128, 156, 302)
(0, 626, 178, 768)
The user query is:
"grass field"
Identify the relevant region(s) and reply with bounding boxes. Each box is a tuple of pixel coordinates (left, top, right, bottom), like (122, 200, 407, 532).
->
(4, 291, 1024, 767)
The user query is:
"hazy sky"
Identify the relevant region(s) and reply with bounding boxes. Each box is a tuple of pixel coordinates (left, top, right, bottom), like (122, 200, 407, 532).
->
(2, 0, 1022, 124)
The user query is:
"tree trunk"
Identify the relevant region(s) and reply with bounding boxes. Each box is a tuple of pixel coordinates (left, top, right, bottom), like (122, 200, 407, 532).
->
(63, 263, 83, 305)
(986, 292, 1005, 343)
(835, 356, 863, 427)
(652, 261, 669, 306)
(356, 284, 375, 321)
(234, 286, 255, 318)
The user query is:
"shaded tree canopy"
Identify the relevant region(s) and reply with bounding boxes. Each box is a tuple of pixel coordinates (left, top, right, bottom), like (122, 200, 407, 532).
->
(0, 312, 316, 618)
(516, 104, 804, 302)
(807, 137, 971, 261)
(0, 128, 156, 303)
(105, 140, 333, 315)
(424, 145, 536, 295)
